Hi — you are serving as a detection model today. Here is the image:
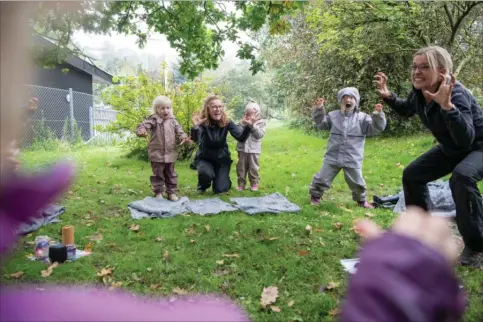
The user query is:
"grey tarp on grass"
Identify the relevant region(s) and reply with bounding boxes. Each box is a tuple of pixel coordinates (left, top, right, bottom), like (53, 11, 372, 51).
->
(16, 205, 65, 235)
(129, 193, 301, 219)
(230, 192, 301, 215)
(393, 180, 456, 218)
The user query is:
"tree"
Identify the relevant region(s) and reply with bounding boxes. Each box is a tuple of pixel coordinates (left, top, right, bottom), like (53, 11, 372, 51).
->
(32, 1, 306, 79)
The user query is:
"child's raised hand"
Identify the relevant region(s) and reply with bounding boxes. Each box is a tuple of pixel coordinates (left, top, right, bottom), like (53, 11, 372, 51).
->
(192, 113, 207, 126)
(136, 127, 148, 137)
(374, 103, 383, 113)
(312, 98, 326, 110)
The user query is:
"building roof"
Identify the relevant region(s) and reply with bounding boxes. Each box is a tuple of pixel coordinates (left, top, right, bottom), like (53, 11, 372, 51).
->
(32, 35, 113, 85)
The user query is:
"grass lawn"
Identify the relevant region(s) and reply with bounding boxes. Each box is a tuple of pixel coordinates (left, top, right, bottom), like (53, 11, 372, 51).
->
(3, 124, 483, 321)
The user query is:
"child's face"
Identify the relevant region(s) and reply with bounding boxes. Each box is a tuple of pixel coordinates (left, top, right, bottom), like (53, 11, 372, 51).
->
(156, 104, 172, 119)
(340, 95, 356, 110)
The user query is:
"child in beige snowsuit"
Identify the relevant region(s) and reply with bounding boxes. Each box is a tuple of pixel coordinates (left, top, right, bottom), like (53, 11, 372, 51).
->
(136, 96, 191, 201)
(236, 101, 266, 191)
(309, 87, 386, 208)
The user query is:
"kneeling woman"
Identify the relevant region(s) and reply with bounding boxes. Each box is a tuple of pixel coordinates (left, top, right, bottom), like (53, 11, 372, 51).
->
(191, 95, 259, 193)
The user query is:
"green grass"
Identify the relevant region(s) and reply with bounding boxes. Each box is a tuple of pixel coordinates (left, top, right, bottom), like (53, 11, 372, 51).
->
(3, 124, 483, 321)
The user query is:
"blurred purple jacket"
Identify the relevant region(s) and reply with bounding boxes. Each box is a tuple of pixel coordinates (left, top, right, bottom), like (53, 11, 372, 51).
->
(0, 163, 465, 321)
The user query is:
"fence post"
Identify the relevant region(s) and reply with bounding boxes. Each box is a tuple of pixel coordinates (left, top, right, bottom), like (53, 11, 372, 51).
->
(89, 106, 94, 139)
(69, 88, 74, 142)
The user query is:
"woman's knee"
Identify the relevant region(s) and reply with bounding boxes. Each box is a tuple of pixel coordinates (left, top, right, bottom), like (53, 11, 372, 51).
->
(402, 162, 420, 183)
(450, 165, 476, 188)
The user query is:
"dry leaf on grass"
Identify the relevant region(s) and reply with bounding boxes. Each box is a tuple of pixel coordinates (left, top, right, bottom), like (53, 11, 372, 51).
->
(305, 225, 312, 235)
(319, 211, 329, 216)
(270, 306, 281, 312)
(131, 273, 141, 282)
(163, 250, 170, 262)
(10, 271, 24, 279)
(150, 284, 160, 290)
(84, 242, 93, 252)
(319, 238, 325, 246)
(216, 260, 225, 265)
(288, 300, 295, 307)
(146, 268, 152, 272)
(298, 250, 310, 256)
(205, 224, 211, 232)
(223, 254, 240, 258)
(327, 282, 340, 290)
(265, 237, 279, 241)
(333, 222, 343, 230)
(97, 267, 113, 277)
(379, 183, 384, 187)
(190, 239, 196, 244)
(315, 228, 323, 233)
(184, 226, 196, 236)
(365, 212, 376, 218)
(108, 281, 123, 291)
(173, 287, 187, 295)
(129, 224, 140, 232)
(89, 233, 103, 241)
(41, 262, 59, 278)
(260, 286, 279, 308)
(154, 236, 164, 242)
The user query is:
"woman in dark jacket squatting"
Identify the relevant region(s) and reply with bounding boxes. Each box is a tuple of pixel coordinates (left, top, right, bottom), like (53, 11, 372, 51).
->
(375, 45, 483, 266)
(190, 95, 259, 194)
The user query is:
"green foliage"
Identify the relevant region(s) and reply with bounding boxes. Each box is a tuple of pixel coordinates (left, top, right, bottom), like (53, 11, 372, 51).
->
(61, 117, 83, 146)
(100, 69, 220, 160)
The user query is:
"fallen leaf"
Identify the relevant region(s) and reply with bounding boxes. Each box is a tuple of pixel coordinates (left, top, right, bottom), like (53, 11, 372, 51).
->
(216, 260, 225, 265)
(163, 250, 169, 262)
(173, 287, 187, 295)
(327, 282, 340, 290)
(223, 254, 240, 258)
(131, 273, 141, 282)
(305, 225, 312, 235)
(265, 237, 279, 241)
(105, 161, 111, 167)
(319, 211, 329, 216)
(328, 307, 341, 316)
(41, 262, 59, 278)
(150, 284, 160, 290)
(260, 286, 279, 308)
(379, 183, 384, 187)
(319, 238, 325, 246)
(190, 239, 196, 244)
(154, 236, 164, 242)
(10, 271, 24, 279)
(298, 250, 310, 256)
(205, 224, 211, 232)
(284, 186, 290, 195)
(270, 306, 281, 312)
(129, 224, 140, 232)
(333, 222, 343, 230)
(97, 267, 113, 277)
(184, 226, 196, 236)
(213, 269, 231, 277)
(365, 212, 376, 218)
(146, 267, 152, 272)
(315, 228, 323, 233)
(288, 300, 295, 307)
(84, 242, 93, 252)
(337, 205, 353, 212)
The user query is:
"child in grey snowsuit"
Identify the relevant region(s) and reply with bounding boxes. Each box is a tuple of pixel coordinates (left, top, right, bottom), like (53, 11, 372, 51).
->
(236, 101, 266, 192)
(309, 87, 386, 208)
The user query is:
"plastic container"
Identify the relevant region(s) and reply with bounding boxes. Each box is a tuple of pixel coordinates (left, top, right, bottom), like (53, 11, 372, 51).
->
(34, 236, 50, 260)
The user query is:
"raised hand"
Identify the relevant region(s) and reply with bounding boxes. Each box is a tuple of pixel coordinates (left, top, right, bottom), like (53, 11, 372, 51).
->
(312, 97, 326, 110)
(192, 113, 207, 126)
(374, 72, 391, 99)
(180, 137, 193, 145)
(424, 73, 455, 110)
(242, 113, 261, 126)
(136, 127, 148, 137)
(374, 103, 383, 113)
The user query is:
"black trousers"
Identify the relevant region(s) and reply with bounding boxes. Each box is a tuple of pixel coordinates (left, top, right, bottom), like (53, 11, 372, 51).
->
(403, 145, 483, 252)
(196, 159, 232, 193)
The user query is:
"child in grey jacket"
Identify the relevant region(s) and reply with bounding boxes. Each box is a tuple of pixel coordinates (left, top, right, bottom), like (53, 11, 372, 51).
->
(236, 101, 266, 191)
(309, 87, 386, 208)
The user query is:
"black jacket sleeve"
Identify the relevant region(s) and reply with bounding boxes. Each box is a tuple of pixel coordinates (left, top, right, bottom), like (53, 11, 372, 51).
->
(227, 121, 251, 143)
(441, 86, 475, 148)
(190, 126, 201, 145)
(383, 91, 417, 118)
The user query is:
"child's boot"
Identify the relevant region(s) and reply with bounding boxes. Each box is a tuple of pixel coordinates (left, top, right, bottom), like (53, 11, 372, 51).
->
(168, 194, 179, 201)
(310, 195, 321, 205)
(358, 200, 374, 209)
(155, 193, 164, 200)
(250, 185, 258, 192)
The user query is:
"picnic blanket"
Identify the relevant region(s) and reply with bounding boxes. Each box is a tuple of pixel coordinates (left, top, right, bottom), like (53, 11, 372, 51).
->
(230, 192, 301, 215)
(391, 180, 460, 218)
(128, 193, 300, 219)
(16, 205, 65, 235)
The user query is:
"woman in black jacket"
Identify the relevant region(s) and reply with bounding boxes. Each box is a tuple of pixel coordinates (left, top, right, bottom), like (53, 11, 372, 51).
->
(375, 45, 483, 266)
(191, 95, 259, 194)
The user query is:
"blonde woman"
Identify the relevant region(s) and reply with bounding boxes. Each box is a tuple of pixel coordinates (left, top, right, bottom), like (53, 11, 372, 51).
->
(375, 45, 483, 267)
(191, 95, 259, 193)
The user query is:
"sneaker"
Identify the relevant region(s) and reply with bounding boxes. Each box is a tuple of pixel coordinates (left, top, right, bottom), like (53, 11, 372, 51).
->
(358, 201, 374, 209)
(460, 247, 482, 267)
(250, 185, 258, 192)
(155, 193, 164, 200)
(310, 196, 321, 205)
(197, 188, 206, 194)
(167, 194, 179, 202)
(237, 186, 245, 191)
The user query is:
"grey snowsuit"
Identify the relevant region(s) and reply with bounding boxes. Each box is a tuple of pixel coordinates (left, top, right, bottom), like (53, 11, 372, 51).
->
(309, 108, 386, 201)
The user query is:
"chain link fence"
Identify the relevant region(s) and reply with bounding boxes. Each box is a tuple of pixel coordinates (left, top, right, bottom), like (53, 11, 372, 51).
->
(21, 85, 124, 148)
